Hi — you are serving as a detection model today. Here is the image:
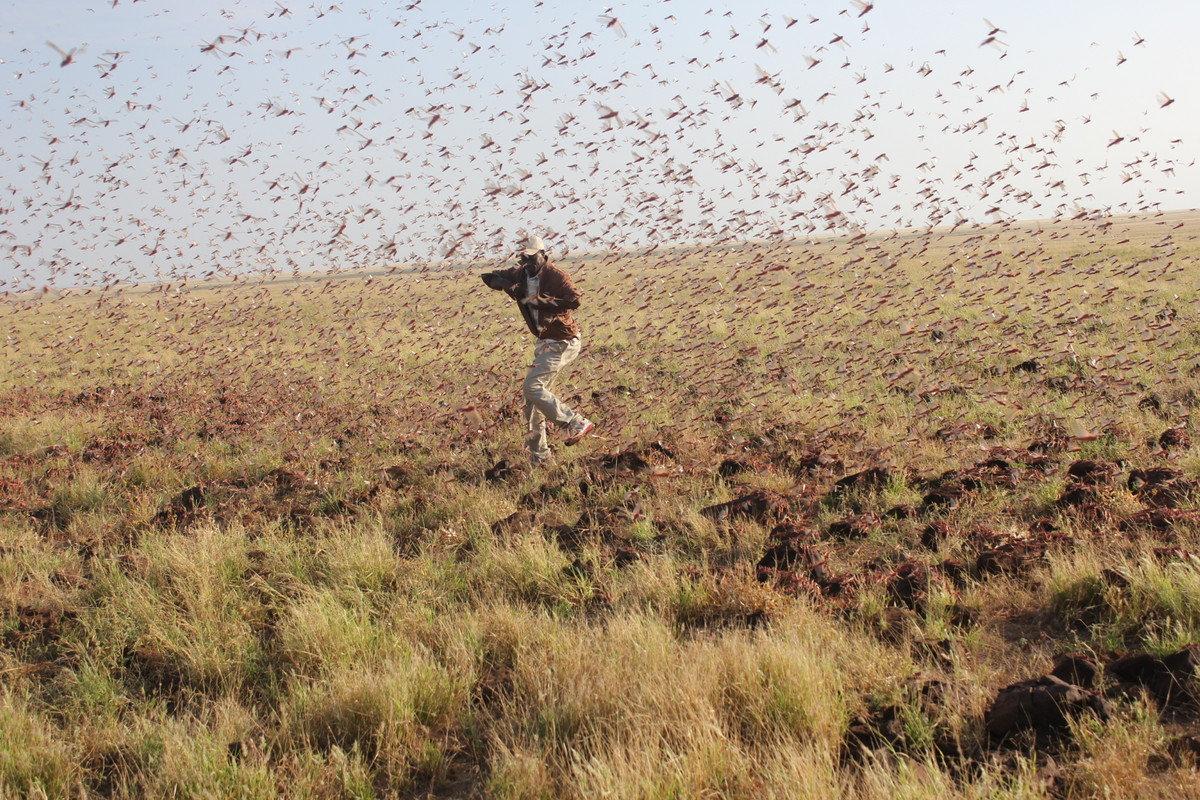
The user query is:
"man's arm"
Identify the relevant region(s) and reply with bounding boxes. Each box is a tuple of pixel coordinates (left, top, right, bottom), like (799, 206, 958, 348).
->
(481, 266, 521, 293)
(524, 268, 580, 311)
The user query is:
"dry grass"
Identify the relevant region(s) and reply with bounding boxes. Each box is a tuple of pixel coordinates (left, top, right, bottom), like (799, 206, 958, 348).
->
(1, 212, 1199, 797)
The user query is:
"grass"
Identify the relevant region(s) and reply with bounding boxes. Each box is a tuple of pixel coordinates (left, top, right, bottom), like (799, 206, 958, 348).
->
(1, 212, 1199, 797)
(1048, 552, 1200, 652)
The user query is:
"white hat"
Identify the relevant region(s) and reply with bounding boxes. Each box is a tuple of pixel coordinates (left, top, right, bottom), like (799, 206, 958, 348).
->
(520, 235, 545, 256)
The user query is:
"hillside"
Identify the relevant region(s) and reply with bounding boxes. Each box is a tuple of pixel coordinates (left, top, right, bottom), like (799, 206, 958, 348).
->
(2, 213, 1200, 798)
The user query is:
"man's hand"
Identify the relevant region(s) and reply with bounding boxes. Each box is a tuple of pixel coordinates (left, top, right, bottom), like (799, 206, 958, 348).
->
(482, 273, 518, 293)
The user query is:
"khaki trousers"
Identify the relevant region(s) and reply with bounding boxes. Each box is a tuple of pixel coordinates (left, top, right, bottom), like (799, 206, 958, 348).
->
(522, 337, 583, 465)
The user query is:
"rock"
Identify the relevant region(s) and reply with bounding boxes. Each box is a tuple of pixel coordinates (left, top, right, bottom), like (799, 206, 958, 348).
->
(843, 706, 906, 755)
(178, 485, 205, 510)
(831, 466, 892, 495)
(648, 439, 676, 458)
(756, 540, 826, 576)
(1167, 735, 1200, 763)
(484, 459, 521, 482)
(920, 521, 953, 550)
(1028, 434, 1070, 455)
(1109, 646, 1199, 707)
(1120, 508, 1200, 534)
(1138, 394, 1166, 417)
(491, 510, 534, 536)
(1139, 478, 1199, 509)
(783, 448, 842, 475)
(717, 458, 753, 478)
(1056, 483, 1102, 509)
(152, 485, 207, 525)
(1128, 467, 1183, 493)
(376, 465, 410, 488)
(756, 527, 830, 594)
(921, 484, 964, 511)
(766, 521, 816, 542)
(948, 602, 976, 628)
(1029, 517, 1059, 534)
(827, 512, 880, 540)
(885, 504, 918, 520)
(1160, 427, 1191, 451)
(934, 558, 969, 587)
(958, 458, 1020, 488)
(1012, 359, 1042, 373)
(264, 468, 318, 495)
(1033, 755, 1066, 794)
(985, 674, 1110, 739)
(701, 488, 789, 523)
(873, 606, 921, 644)
(598, 449, 650, 473)
(819, 573, 859, 598)
(975, 540, 1045, 578)
(1067, 459, 1120, 486)
(1126, 467, 1199, 507)
(759, 568, 823, 599)
(1051, 654, 1100, 689)
(611, 546, 640, 568)
(887, 560, 931, 610)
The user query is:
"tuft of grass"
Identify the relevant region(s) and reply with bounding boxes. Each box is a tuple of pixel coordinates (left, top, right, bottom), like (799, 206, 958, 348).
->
(1048, 552, 1200, 651)
(0, 686, 79, 798)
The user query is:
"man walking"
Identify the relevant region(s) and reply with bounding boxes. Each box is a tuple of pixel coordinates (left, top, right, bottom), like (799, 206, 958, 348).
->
(481, 235, 594, 467)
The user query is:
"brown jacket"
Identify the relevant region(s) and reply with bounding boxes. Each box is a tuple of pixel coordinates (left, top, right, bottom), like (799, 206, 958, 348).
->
(481, 260, 581, 340)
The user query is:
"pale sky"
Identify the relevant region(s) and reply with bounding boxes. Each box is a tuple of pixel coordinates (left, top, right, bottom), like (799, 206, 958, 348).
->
(1, 0, 1196, 289)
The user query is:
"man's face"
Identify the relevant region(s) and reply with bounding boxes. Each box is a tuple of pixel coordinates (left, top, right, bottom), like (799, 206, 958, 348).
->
(520, 252, 545, 275)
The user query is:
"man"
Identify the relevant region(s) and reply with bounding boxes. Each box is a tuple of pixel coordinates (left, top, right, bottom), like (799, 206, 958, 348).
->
(481, 235, 594, 468)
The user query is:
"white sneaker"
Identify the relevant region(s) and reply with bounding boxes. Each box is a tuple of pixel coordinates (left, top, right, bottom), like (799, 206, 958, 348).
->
(565, 418, 594, 446)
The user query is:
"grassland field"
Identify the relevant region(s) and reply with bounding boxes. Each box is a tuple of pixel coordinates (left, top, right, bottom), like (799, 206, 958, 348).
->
(1, 210, 1200, 798)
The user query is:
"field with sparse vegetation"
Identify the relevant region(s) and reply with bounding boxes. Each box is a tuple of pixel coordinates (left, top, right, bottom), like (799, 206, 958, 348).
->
(3, 211, 1200, 799)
